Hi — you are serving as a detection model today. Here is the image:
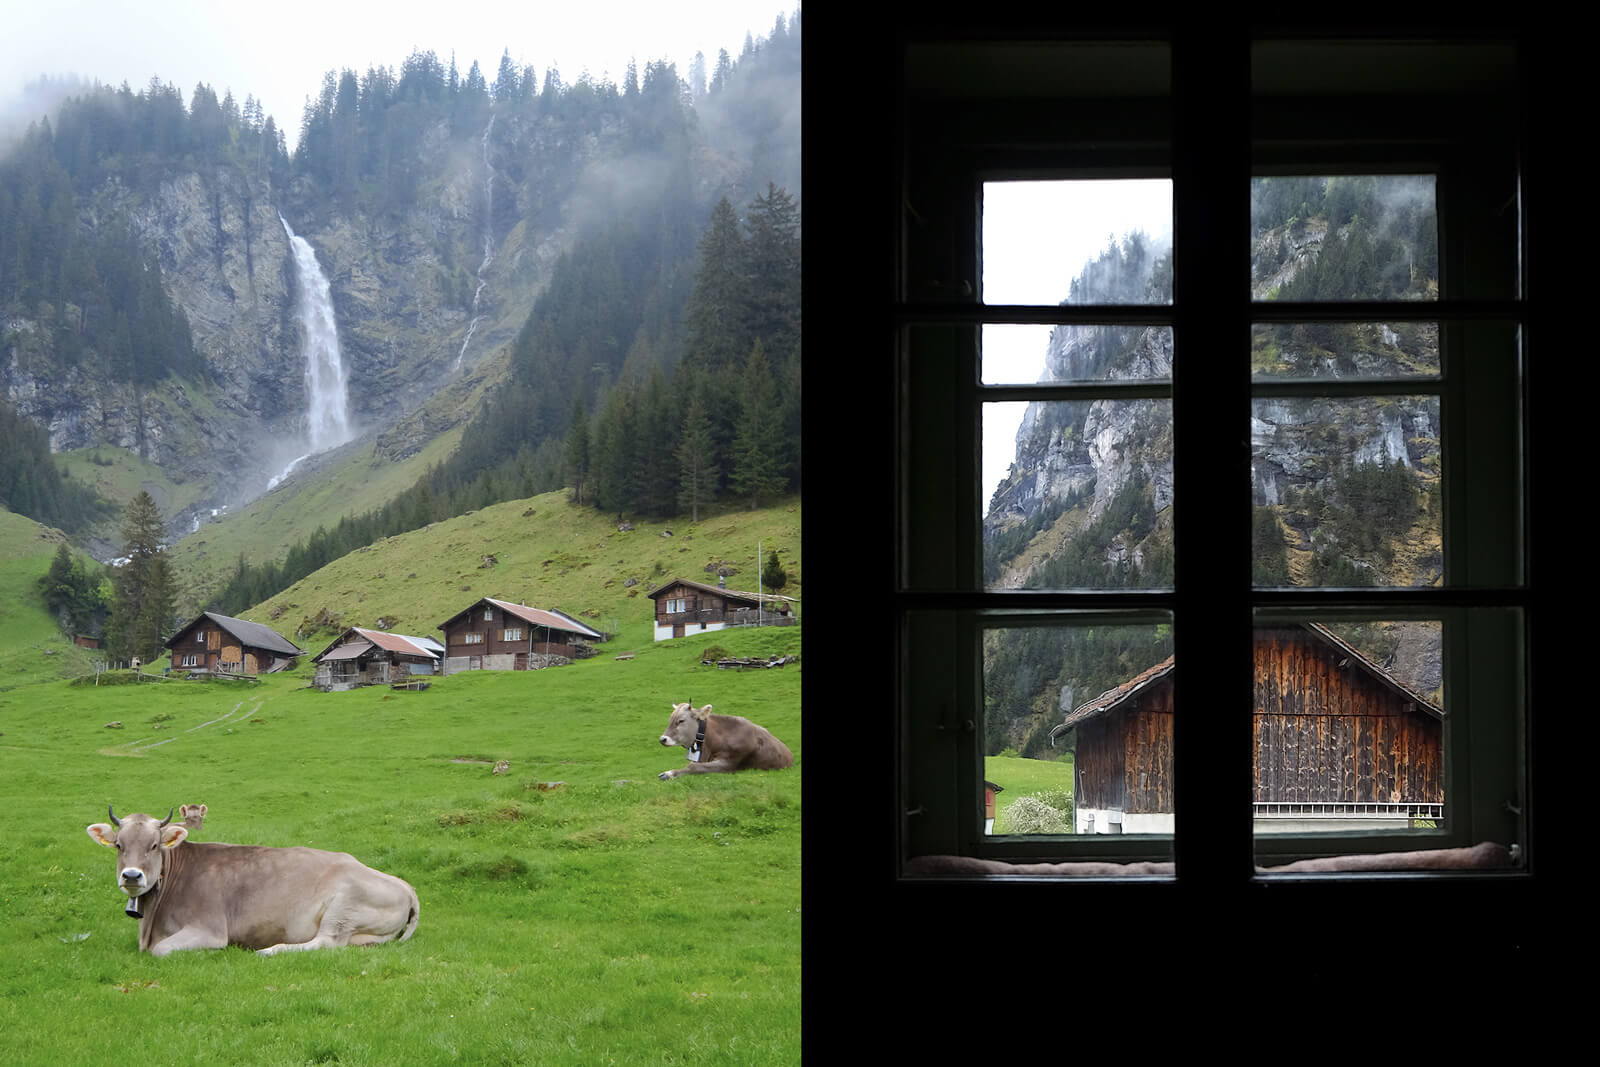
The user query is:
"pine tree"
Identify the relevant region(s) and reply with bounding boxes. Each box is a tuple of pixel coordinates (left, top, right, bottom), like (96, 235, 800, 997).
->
(676, 389, 718, 522)
(564, 397, 590, 505)
(730, 340, 786, 509)
(762, 548, 787, 591)
(106, 490, 175, 665)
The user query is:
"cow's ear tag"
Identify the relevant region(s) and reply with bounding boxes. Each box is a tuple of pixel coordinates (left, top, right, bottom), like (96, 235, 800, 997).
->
(160, 825, 188, 848)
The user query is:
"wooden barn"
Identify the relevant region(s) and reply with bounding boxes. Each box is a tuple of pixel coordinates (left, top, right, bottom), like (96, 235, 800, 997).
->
(1048, 623, 1444, 834)
(436, 597, 603, 675)
(164, 612, 304, 676)
(647, 577, 798, 641)
(311, 627, 444, 691)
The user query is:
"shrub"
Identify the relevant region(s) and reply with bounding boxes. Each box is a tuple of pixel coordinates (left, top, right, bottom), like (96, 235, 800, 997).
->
(999, 794, 1072, 834)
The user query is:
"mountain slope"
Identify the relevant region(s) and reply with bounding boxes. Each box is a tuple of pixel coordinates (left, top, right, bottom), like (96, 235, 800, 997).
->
(243, 489, 801, 651)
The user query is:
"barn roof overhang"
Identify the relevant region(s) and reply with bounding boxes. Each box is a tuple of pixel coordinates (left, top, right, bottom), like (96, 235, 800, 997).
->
(1047, 623, 1443, 743)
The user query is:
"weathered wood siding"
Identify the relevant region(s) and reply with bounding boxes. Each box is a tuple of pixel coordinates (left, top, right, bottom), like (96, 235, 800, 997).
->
(1075, 685, 1174, 814)
(1252, 630, 1441, 804)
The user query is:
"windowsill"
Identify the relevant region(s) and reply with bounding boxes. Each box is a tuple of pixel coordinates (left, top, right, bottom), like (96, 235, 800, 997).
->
(902, 840, 1518, 879)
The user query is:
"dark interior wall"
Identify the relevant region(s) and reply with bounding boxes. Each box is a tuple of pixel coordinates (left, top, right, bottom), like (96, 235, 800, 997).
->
(802, 8, 1578, 1036)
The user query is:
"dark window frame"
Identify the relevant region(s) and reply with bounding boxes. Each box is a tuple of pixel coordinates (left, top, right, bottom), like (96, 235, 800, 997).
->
(891, 29, 1535, 885)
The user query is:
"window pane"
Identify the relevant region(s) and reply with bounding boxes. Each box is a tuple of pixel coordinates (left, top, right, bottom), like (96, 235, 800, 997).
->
(1251, 175, 1437, 302)
(1252, 621, 1443, 836)
(984, 399, 1173, 589)
(983, 623, 1174, 838)
(983, 180, 1172, 306)
(1250, 396, 1440, 587)
(983, 323, 1174, 385)
(1251, 321, 1438, 380)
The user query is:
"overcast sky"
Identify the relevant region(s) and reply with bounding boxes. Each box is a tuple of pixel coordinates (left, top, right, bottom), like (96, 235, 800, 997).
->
(0, 0, 794, 150)
(980, 179, 1171, 515)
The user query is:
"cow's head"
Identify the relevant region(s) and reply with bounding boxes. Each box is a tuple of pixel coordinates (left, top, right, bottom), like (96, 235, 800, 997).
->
(660, 702, 712, 748)
(86, 806, 186, 911)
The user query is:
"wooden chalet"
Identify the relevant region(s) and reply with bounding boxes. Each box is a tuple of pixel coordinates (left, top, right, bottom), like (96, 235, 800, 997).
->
(311, 626, 444, 691)
(164, 612, 304, 676)
(1048, 623, 1444, 834)
(435, 597, 604, 674)
(646, 577, 798, 641)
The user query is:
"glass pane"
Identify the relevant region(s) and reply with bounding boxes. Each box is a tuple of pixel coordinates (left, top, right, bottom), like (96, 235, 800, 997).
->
(984, 399, 1173, 589)
(983, 623, 1174, 839)
(1250, 396, 1440, 587)
(1252, 621, 1444, 836)
(983, 323, 1174, 384)
(1251, 175, 1437, 302)
(1251, 321, 1438, 380)
(983, 179, 1172, 305)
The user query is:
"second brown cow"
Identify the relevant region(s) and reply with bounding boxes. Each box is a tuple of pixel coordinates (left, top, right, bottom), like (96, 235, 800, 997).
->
(657, 702, 794, 779)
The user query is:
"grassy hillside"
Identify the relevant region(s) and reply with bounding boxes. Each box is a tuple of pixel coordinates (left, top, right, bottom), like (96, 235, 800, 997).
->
(245, 491, 802, 653)
(0, 623, 800, 1063)
(0, 509, 103, 690)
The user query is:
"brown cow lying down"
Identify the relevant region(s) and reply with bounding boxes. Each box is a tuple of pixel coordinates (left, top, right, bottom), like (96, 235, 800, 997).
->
(86, 806, 419, 956)
(179, 803, 206, 833)
(658, 702, 794, 779)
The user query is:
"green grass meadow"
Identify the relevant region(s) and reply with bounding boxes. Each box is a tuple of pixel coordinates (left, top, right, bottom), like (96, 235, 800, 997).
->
(984, 753, 1075, 831)
(0, 626, 801, 1064)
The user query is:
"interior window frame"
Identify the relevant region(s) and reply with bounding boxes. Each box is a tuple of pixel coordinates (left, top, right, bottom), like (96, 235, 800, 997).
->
(895, 31, 1529, 881)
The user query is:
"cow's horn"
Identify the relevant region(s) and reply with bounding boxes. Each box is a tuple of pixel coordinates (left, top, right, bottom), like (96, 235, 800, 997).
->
(158, 808, 174, 828)
(108, 804, 121, 829)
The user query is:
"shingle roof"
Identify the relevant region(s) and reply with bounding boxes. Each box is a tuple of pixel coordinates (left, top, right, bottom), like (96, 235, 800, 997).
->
(1047, 622, 1442, 742)
(645, 577, 798, 607)
(165, 612, 304, 656)
(435, 597, 603, 640)
(312, 627, 443, 663)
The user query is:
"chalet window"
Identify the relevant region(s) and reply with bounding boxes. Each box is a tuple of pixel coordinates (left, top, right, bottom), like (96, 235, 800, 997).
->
(894, 30, 1529, 879)
(463, 632, 484, 644)
(666, 597, 688, 614)
(504, 628, 522, 641)
(484, 607, 495, 621)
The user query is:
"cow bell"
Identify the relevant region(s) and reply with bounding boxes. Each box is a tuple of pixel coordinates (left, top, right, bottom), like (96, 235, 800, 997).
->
(125, 895, 143, 919)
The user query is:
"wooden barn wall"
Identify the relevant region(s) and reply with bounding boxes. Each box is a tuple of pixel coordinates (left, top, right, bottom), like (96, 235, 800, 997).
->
(1077, 686, 1174, 814)
(1252, 630, 1442, 804)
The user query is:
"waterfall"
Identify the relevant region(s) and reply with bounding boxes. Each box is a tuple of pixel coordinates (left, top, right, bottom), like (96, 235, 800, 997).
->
(273, 214, 352, 487)
(456, 112, 497, 371)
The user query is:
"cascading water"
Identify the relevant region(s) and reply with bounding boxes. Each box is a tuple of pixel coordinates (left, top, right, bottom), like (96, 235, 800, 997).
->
(456, 112, 497, 372)
(271, 214, 353, 489)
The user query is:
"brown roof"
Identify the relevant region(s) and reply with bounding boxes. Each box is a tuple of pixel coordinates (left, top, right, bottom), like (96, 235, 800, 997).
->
(435, 597, 603, 640)
(312, 627, 442, 663)
(1058, 655, 1176, 732)
(646, 577, 797, 607)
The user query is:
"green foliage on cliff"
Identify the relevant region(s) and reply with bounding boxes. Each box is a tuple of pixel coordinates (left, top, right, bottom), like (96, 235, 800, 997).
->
(0, 398, 110, 533)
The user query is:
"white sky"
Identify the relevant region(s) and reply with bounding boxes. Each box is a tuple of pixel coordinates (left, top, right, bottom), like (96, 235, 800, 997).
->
(0, 0, 794, 150)
(980, 179, 1171, 515)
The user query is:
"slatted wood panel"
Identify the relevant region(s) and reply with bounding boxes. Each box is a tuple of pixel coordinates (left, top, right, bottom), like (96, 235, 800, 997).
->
(1075, 628, 1441, 813)
(1252, 630, 1441, 804)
